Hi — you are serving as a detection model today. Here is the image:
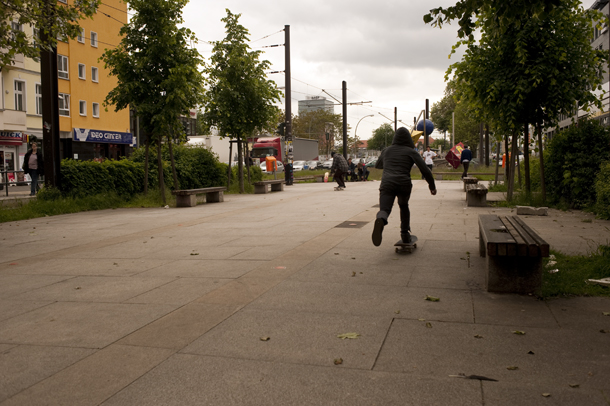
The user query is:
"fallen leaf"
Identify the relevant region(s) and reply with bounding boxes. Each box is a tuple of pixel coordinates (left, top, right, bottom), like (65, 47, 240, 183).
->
(528, 351, 535, 355)
(74, 286, 81, 290)
(474, 335, 483, 339)
(603, 312, 610, 316)
(334, 253, 339, 255)
(394, 310, 400, 314)
(351, 272, 356, 277)
(506, 366, 519, 370)
(542, 393, 551, 398)
(334, 358, 343, 365)
(425, 322, 432, 328)
(351, 257, 356, 260)
(600, 329, 609, 334)
(337, 333, 360, 340)
(260, 336, 270, 341)
(425, 295, 440, 302)
(569, 384, 580, 388)
(512, 330, 526, 335)
(418, 318, 426, 321)
(190, 253, 199, 256)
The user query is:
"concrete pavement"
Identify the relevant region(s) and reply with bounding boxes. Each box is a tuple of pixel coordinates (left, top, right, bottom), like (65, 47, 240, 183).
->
(1, 179, 609, 405)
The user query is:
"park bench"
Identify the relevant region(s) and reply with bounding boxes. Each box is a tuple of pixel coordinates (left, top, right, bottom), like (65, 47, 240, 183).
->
(466, 184, 488, 207)
(294, 174, 325, 183)
(478, 214, 550, 293)
(254, 179, 286, 194)
(172, 187, 226, 207)
(462, 176, 479, 191)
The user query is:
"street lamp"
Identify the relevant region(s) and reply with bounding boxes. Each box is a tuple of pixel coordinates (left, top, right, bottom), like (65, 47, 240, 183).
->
(354, 114, 374, 156)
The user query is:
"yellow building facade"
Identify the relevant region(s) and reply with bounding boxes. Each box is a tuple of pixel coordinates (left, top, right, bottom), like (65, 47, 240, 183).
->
(56, 0, 131, 161)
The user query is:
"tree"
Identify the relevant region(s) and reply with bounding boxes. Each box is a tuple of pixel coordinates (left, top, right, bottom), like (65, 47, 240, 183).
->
(367, 123, 394, 151)
(203, 9, 281, 193)
(102, 0, 204, 202)
(430, 83, 457, 135)
(292, 109, 343, 156)
(0, 0, 99, 68)
(428, 0, 608, 200)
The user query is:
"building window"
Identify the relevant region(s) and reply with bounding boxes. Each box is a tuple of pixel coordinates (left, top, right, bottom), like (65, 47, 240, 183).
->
(90, 31, 98, 47)
(58, 54, 69, 79)
(92, 103, 100, 118)
(79, 100, 87, 116)
(35, 83, 42, 115)
(77, 28, 85, 43)
(14, 80, 25, 111)
(78, 63, 86, 79)
(58, 0, 67, 3)
(59, 93, 70, 116)
(11, 21, 22, 41)
(91, 67, 99, 82)
(32, 27, 39, 46)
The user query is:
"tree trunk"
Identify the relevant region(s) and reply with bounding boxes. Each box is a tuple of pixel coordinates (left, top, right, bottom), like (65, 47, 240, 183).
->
(524, 123, 531, 195)
(507, 131, 518, 201)
(167, 131, 179, 190)
(144, 132, 149, 196)
(237, 135, 244, 193)
(484, 124, 490, 167)
(504, 134, 510, 183)
(537, 123, 546, 202)
(157, 139, 166, 205)
(227, 141, 233, 189)
(494, 141, 501, 187)
(245, 141, 251, 184)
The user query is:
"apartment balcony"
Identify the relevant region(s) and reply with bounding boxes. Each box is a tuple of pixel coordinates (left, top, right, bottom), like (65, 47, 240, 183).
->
(0, 109, 27, 132)
(0, 49, 25, 70)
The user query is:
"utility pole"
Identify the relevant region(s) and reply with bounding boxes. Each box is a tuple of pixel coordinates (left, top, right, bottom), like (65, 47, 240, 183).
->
(342, 81, 347, 158)
(41, 0, 61, 188)
(394, 107, 397, 131)
(284, 25, 292, 158)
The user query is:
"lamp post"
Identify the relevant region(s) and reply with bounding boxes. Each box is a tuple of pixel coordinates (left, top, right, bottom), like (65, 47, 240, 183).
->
(354, 114, 374, 157)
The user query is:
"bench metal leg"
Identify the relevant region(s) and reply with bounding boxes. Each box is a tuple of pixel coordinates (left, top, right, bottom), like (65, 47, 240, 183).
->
(486, 256, 542, 294)
(176, 194, 196, 207)
(205, 191, 223, 203)
(254, 184, 268, 194)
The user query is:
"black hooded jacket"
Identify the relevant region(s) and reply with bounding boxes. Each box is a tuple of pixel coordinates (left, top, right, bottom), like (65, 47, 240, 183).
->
(375, 127, 435, 191)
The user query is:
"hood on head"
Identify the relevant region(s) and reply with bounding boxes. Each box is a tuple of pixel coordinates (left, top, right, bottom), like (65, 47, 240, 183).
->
(393, 127, 415, 148)
(331, 151, 336, 157)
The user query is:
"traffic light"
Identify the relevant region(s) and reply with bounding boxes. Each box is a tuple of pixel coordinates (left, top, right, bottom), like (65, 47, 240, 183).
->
(276, 122, 286, 136)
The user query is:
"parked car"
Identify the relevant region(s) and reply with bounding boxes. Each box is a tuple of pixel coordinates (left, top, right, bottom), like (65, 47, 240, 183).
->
(259, 161, 284, 173)
(292, 161, 307, 171)
(365, 159, 377, 168)
(322, 159, 333, 169)
(306, 160, 318, 170)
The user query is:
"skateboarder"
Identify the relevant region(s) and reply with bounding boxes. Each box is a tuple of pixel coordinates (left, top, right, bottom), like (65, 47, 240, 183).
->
(329, 151, 348, 190)
(372, 127, 437, 246)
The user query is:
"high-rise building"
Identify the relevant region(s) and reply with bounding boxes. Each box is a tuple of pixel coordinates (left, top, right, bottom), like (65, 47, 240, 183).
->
(57, 0, 132, 161)
(298, 96, 335, 115)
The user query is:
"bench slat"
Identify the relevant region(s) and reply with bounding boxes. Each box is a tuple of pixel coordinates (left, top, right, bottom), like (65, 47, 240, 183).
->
(479, 215, 516, 256)
(504, 216, 539, 256)
(512, 216, 550, 257)
(500, 216, 528, 256)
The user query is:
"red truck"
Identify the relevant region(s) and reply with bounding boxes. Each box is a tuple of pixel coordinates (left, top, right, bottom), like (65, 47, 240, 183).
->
(250, 136, 319, 164)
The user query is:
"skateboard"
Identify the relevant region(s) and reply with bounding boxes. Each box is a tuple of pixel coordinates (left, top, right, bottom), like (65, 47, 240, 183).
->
(394, 235, 418, 254)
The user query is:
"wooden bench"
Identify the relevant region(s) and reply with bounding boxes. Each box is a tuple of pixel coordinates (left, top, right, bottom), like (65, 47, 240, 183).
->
(479, 214, 550, 293)
(466, 184, 488, 207)
(172, 187, 226, 207)
(294, 174, 324, 183)
(462, 176, 479, 191)
(254, 179, 286, 194)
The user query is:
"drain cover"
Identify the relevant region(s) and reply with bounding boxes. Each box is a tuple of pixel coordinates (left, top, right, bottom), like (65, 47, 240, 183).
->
(334, 221, 369, 229)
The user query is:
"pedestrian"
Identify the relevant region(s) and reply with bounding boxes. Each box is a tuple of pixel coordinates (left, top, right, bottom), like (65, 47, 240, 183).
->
(461, 145, 473, 178)
(372, 127, 436, 246)
(421, 146, 437, 179)
(22, 143, 44, 196)
(329, 151, 348, 190)
(347, 158, 357, 182)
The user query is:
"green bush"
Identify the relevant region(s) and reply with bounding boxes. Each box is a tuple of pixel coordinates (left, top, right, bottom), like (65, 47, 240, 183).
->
(518, 155, 543, 192)
(545, 119, 610, 209)
(231, 164, 263, 183)
(595, 160, 610, 219)
(60, 159, 146, 197)
(130, 144, 224, 189)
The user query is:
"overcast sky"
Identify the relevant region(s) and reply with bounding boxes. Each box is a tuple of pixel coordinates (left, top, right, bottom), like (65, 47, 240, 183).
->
(181, 0, 597, 140)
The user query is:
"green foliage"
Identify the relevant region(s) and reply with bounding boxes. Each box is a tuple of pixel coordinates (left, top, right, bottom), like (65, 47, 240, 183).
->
(0, 0, 100, 68)
(101, 0, 204, 142)
(60, 159, 145, 198)
(231, 164, 263, 183)
(367, 123, 394, 151)
(545, 120, 610, 209)
(595, 161, 610, 220)
(430, 84, 456, 134)
(292, 110, 344, 156)
(431, 138, 451, 151)
(542, 246, 610, 298)
(518, 155, 543, 192)
(36, 186, 62, 201)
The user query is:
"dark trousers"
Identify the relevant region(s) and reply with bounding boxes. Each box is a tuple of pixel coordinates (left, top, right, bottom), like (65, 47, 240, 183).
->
(461, 161, 470, 178)
(422, 164, 433, 179)
(334, 170, 346, 188)
(376, 183, 413, 237)
(30, 170, 39, 196)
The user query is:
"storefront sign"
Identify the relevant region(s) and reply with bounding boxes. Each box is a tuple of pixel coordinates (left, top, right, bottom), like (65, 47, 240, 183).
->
(0, 132, 24, 145)
(73, 128, 134, 145)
